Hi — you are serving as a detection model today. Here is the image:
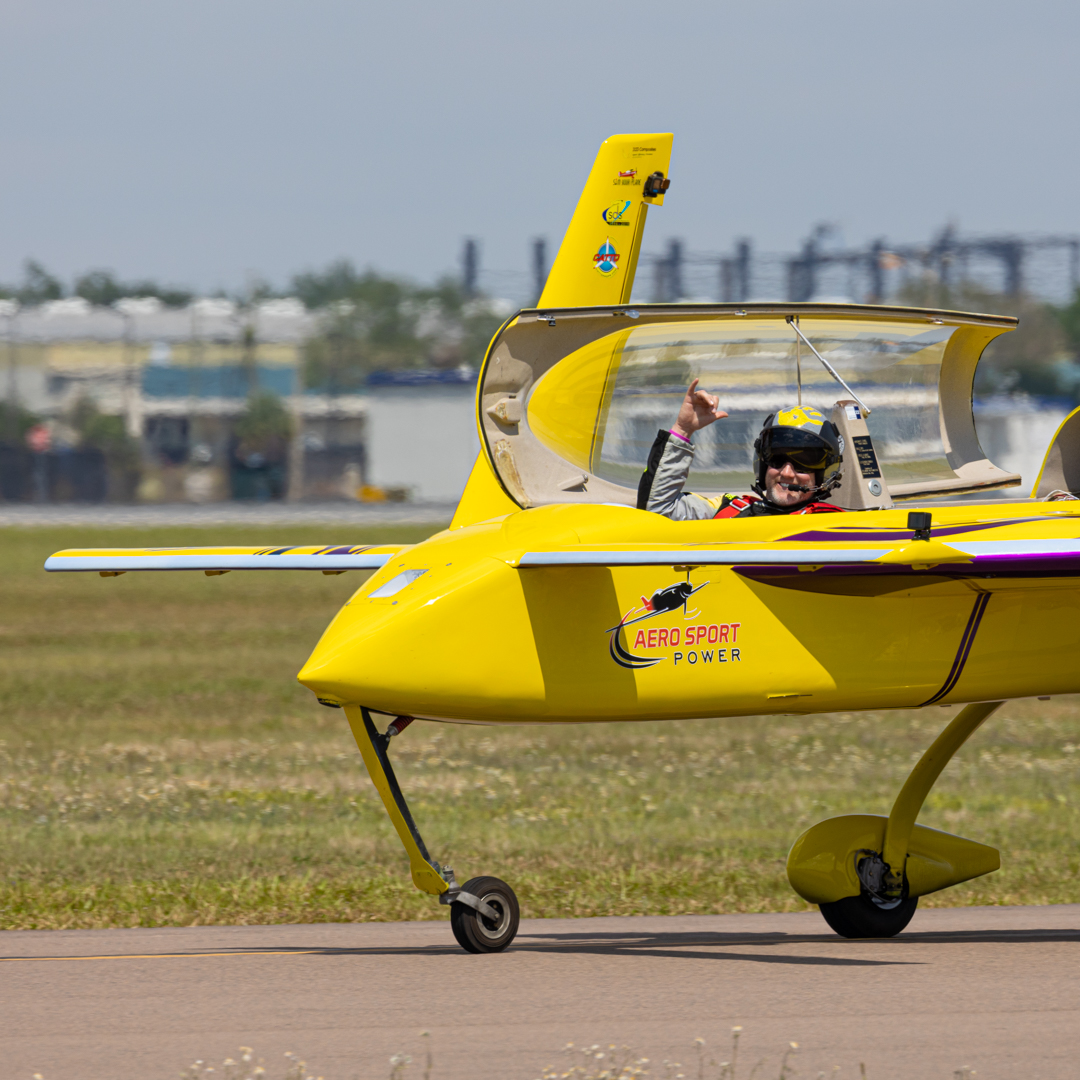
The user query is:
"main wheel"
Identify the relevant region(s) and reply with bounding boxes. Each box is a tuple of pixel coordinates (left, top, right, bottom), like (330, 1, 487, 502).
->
(449, 876, 520, 954)
(819, 893, 918, 938)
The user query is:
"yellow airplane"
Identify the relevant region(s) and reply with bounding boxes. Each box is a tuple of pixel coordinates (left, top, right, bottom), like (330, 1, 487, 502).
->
(47, 134, 1080, 952)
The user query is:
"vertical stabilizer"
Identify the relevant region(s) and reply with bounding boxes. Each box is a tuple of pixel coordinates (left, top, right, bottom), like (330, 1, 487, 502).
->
(538, 133, 673, 308)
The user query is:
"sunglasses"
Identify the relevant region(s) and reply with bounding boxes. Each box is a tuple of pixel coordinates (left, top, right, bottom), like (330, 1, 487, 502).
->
(764, 450, 828, 472)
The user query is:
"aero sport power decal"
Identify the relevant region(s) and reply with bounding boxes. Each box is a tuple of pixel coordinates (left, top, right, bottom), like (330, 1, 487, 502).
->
(607, 581, 742, 671)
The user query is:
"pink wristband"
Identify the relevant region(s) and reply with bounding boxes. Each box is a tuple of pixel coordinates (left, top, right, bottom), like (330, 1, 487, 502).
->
(668, 428, 691, 443)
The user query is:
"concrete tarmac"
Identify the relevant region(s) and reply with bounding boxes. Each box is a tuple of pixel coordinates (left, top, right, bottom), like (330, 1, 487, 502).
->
(2, 905, 1077, 1080)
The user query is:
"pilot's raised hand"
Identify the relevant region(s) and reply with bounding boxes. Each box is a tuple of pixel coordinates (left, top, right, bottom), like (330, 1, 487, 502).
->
(671, 378, 728, 440)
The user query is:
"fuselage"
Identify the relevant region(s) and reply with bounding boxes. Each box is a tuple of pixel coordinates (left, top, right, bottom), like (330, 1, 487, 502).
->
(296, 500, 1080, 723)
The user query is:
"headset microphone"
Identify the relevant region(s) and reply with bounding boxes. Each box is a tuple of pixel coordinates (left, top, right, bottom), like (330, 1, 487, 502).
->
(778, 472, 844, 496)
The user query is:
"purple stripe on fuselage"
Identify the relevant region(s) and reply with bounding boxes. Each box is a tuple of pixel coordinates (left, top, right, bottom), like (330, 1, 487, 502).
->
(783, 516, 1063, 544)
(969, 552, 1080, 571)
(736, 550, 1080, 581)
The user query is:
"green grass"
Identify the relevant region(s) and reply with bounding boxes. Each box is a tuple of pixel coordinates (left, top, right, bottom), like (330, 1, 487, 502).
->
(1, 525, 1078, 929)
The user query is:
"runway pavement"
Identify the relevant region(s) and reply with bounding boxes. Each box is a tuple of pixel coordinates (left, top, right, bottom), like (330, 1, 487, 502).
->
(2, 905, 1077, 1080)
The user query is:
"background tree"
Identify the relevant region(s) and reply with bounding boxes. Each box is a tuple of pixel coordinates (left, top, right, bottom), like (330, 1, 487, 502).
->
(74, 270, 125, 307)
(230, 391, 291, 500)
(0, 401, 40, 444)
(17, 260, 64, 305)
(232, 391, 292, 462)
(69, 397, 141, 471)
(899, 278, 1074, 400)
(74, 269, 193, 308)
(296, 261, 506, 391)
(1056, 287, 1080, 359)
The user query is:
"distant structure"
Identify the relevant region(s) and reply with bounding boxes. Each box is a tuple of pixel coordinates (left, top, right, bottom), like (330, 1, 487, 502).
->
(719, 240, 752, 303)
(462, 238, 479, 298)
(651, 239, 685, 303)
(635, 226, 1080, 306)
(472, 222, 1080, 307)
(531, 238, 547, 305)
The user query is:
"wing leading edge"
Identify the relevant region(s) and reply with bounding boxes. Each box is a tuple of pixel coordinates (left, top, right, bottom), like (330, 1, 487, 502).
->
(45, 545, 401, 573)
(515, 547, 889, 567)
(511, 536, 1080, 572)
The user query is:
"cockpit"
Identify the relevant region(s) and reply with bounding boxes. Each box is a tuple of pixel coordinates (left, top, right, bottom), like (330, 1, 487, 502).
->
(478, 303, 1021, 511)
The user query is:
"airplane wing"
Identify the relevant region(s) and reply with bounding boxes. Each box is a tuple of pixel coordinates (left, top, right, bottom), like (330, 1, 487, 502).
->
(44, 544, 403, 574)
(509, 537, 1080, 572)
(514, 546, 892, 567)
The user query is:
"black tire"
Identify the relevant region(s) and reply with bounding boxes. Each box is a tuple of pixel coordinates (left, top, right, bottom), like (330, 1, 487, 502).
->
(449, 876, 520, 954)
(819, 893, 918, 938)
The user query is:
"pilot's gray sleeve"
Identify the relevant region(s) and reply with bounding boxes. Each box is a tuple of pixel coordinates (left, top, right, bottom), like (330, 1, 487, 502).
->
(639, 431, 718, 521)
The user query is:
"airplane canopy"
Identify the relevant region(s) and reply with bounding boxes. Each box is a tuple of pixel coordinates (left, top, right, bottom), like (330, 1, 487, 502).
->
(477, 302, 1021, 509)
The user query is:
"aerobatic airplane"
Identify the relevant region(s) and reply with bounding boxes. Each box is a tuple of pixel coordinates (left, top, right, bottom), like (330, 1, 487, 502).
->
(47, 134, 1080, 951)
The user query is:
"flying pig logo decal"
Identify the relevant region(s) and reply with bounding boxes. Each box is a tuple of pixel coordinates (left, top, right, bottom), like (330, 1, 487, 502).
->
(606, 580, 743, 671)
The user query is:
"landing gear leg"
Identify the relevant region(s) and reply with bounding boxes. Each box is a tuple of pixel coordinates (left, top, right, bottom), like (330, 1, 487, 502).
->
(343, 705, 520, 953)
(790, 701, 1005, 938)
(879, 699, 1005, 896)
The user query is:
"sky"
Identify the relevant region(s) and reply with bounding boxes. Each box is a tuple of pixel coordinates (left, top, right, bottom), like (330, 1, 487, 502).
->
(3, 0, 1080, 297)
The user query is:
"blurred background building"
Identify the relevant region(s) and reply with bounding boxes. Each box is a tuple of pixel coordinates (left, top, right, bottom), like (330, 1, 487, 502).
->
(0, 264, 508, 505)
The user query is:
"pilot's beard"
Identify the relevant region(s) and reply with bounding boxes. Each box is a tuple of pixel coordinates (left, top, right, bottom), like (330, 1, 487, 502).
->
(765, 478, 815, 507)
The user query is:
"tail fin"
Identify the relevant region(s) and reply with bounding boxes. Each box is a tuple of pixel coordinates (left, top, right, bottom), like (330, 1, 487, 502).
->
(537, 133, 673, 309)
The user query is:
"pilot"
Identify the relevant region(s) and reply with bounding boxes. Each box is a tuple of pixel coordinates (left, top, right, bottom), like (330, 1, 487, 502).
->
(638, 379, 844, 519)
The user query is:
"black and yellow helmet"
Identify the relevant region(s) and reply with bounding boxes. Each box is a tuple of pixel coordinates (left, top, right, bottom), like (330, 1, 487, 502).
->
(752, 405, 843, 497)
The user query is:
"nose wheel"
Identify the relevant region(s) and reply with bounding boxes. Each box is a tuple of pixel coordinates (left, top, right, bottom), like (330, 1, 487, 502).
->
(345, 708, 521, 955)
(449, 876, 520, 953)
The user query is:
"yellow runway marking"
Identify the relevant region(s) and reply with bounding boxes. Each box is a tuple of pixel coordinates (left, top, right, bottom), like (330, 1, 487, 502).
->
(0, 939, 733, 964)
(0, 950, 323, 963)
(0, 934, 905, 964)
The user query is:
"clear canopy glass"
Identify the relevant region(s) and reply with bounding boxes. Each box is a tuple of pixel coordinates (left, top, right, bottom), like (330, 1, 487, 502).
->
(526, 315, 957, 495)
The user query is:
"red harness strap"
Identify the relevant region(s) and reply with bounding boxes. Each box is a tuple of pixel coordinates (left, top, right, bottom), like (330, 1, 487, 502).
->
(714, 495, 843, 519)
(713, 495, 758, 518)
